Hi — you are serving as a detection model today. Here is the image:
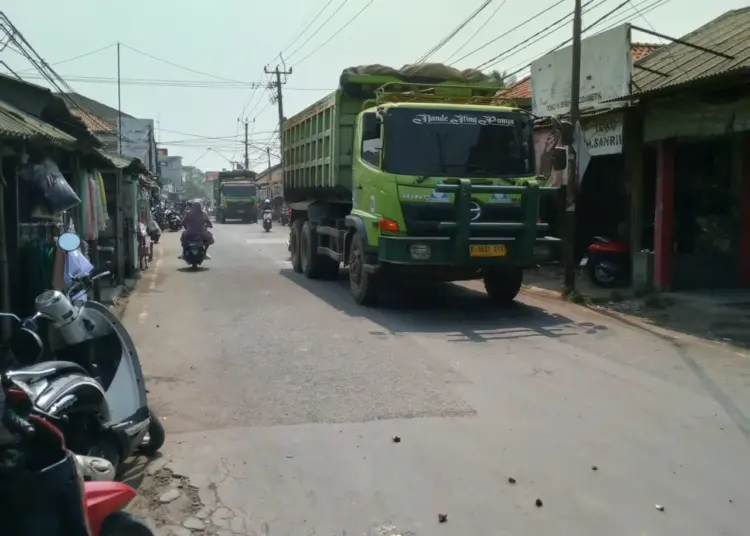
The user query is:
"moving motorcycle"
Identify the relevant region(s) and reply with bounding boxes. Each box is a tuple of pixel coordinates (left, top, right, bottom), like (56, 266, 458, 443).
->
(166, 210, 182, 232)
(4, 232, 165, 471)
(0, 342, 153, 535)
(182, 238, 207, 269)
(262, 208, 273, 232)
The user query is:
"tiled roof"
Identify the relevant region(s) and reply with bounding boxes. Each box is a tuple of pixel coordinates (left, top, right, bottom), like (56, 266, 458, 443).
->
(630, 8, 750, 96)
(496, 43, 661, 100)
(69, 107, 116, 134)
(56, 93, 134, 122)
(0, 99, 77, 146)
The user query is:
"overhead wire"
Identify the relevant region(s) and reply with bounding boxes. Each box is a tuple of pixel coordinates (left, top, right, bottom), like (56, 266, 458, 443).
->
(275, 0, 337, 61)
(474, 0, 604, 71)
(15, 43, 116, 73)
(286, 0, 351, 62)
(443, 0, 509, 64)
(413, 0, 495, 65)
(450, 0, 568, 65)
(292, 0, 378, 67)
(499, 0, 673, 80)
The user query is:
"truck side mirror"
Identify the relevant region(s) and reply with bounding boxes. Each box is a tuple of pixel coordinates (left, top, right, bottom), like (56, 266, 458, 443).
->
(558, 120, 574, 146)
(552, 147, 567, 171)
(362, 113, 381, 141)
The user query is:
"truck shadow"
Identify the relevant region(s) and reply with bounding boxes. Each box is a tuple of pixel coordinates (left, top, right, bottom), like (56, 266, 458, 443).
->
(279, 268, 605, 343)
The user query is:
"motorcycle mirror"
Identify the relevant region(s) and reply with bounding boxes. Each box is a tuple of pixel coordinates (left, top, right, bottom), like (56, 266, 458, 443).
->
(58, 232, 82, 252)
(5, 326, 43, 366)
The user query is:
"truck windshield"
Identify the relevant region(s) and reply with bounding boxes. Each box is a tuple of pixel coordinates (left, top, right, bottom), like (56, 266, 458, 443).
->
(223, 185, 257, 197)
(383, 108, 533, 178)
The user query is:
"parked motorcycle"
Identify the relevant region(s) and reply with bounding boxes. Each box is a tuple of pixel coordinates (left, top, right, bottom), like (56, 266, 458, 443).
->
(263, 209, 273, 232)
(3, 232, 165, 471)
(182, 238, 207, 269)
(280, 208, 290, 226)
(580, 236, 630, 288)
(0, 355, 154, 535)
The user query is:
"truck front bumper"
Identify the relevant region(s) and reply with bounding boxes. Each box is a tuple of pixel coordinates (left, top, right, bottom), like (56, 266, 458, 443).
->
(378, 235, 558, 266)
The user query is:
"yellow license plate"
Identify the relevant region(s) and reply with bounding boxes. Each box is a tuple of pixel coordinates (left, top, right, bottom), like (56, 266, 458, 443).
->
(470, 245, 507, 257)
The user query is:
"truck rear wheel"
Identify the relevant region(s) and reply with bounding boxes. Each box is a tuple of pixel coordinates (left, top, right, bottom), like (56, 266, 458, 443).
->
(290, 220, 303, 273)
(483, 268, 523, 304)
(301, 222, 339, 279)
(349, 231, 378, 305)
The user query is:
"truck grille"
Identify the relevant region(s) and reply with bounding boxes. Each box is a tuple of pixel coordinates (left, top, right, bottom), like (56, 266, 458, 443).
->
(401, 201, 525, 237)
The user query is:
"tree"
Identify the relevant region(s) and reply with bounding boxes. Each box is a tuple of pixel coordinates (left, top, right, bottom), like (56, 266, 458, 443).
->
(181, 166, 209, 199)
(486, 70, 517, 88)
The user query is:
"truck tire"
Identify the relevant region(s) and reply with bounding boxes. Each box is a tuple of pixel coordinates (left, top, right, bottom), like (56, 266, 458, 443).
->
(290, 220, 303, 273)
(301, 222, 339, 279)
(348, 231, 379, 305)
(483, 268, 523, 304)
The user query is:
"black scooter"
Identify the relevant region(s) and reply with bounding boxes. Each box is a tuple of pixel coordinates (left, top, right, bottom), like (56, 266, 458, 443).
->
(182, 239, 207, 269)
(3, 232, 165, 470)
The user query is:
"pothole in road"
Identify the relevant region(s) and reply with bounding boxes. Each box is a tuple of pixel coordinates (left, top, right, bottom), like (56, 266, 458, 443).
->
(127, 465, 248, 536)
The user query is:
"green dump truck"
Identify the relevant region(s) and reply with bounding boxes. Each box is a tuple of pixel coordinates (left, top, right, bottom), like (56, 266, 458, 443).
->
(284, 64, 564, 306)
(213, 170, 259, 223)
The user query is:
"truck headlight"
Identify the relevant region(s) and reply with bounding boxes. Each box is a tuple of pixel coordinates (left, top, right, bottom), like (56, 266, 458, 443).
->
(409, 244, 431, 260)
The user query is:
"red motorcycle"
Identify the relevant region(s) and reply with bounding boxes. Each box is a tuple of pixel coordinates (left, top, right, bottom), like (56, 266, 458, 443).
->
(580, 236, 631, 288)
(1, 328, 154, 536)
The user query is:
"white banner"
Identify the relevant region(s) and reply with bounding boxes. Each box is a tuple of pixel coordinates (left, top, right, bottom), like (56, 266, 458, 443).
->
(531, 25, 632, 117)
(118, 117, 155, 172)
(584, 114, 623, 155)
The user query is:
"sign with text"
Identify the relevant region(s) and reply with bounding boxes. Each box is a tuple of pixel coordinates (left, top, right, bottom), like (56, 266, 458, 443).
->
(157, 148, 168, 156)
(583, 113, 623, 155)
(531, 25, 631, 117)
(205, 171, 219, 182)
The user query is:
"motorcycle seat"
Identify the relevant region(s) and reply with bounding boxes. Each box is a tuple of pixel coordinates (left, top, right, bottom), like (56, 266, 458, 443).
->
(8, 360, 89, 384)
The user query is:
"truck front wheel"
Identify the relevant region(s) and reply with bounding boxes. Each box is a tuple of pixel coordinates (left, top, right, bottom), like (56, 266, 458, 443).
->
(349, 231, 378, 306)
(290, 220, 303, 273)
(301, 222, 338, 279)
(483, 268, 523, 304)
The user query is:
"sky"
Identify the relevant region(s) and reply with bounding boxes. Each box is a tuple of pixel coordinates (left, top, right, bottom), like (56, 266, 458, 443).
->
(3, 0, 747, 174)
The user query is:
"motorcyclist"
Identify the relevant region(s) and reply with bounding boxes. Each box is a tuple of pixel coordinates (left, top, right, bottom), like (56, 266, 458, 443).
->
(179, 200, 214, 260)
(261, 198, 272, 211)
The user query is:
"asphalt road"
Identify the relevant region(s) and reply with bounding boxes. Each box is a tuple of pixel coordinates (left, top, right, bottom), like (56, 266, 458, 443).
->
(124, 221, 750, 536)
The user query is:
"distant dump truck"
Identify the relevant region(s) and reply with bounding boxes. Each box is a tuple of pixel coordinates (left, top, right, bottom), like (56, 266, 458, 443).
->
(284, 63, 564, 306)
(213, 170, 258, 223)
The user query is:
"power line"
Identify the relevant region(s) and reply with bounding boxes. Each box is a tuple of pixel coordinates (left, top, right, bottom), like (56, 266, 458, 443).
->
(120, 43, 251, 84)
(286, 0, 350, 62)
(443, 0, 508, 64)
(475, 0, 603, 71)
(414, 0, 495, 65)
(293, 0, 377, 67)
(450, 0, 568, 66)
(499, 0, 672, 80)
(16, 43, 116, 73)
(277, 0, 337, 60)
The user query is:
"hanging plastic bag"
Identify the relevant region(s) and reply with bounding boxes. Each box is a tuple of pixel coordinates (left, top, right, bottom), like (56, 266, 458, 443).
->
(64, 249, 94, 302)
(18, 158, 81, 214)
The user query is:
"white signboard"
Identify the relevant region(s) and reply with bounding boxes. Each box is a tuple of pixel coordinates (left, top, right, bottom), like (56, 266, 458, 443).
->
(531, 25, 632, 117)
(117, 117, 156, 172)
(584, 113, 623, 155)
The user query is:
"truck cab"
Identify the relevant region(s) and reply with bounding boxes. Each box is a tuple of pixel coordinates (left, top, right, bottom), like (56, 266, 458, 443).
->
(285, 75, 564, 306)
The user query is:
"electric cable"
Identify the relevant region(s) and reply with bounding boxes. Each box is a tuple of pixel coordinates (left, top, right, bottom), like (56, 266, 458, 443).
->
(286, 0, 351, 62)
(292, 0, 377, 67)
(443, 0, 509, 64)
(276, 0, 337, 61)
(414, 0, 495, 65)
(450, 0, 568, 65)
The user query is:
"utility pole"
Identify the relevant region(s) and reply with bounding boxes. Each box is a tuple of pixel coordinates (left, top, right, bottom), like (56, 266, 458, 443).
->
(243, 120, 249, 170)
(117, 42, 122, 154)
(563, 0, 583, 291)
(264, 64, 292, 168)
(266, 147, 273, 199)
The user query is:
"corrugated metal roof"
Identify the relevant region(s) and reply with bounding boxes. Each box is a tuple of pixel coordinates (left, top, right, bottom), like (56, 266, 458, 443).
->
(95, 149, 148, 172)
(630, 8, 750, 96)
(0, 99, 77, 146)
